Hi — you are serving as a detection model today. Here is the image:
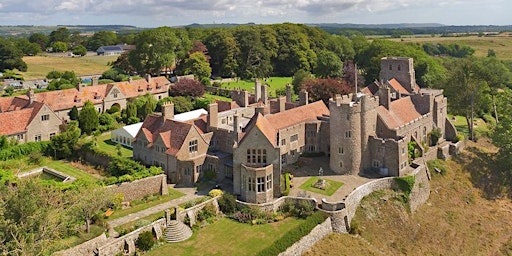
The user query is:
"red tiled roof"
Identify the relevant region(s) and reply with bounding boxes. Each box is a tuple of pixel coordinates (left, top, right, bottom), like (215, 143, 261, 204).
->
(266, 100, 329, 130)
(387, 78, 409, 95)
(0, 108, 33, 135)
(378, 97, 422, 129)
(239, 113, 277, 147)
(0, 96, 29, 112)
(362, 81, 379, 96)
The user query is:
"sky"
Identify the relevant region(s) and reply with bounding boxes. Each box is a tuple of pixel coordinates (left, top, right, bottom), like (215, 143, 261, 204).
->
(0, 0, 508, 27)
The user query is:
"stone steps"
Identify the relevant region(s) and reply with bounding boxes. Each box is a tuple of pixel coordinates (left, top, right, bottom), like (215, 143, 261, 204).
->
(164, 220, 193, 243)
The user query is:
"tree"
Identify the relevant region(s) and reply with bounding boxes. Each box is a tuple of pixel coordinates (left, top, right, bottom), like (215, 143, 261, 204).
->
(302, 78, 352, 103)
(4, 86, 14, 96)
(49, 27, 70, 44)
(79, 101, 99, 135)
(133, 94, 157, 120)
(112, 52, 136, 74)
(233, 26, 274, 79)
(16, 38, 41, 56)
(172, 96, 194, 114)
(314, 50, 343, 78)
(129, 27, 191, 75)
(492, 89, 512, 170)
(189, 40, 210, 61)
(204, 29, 239, 77)
(292, 69, 312, 94)
(51, 41, 68, 52)
(326, 35, 355, 61)
(86, 31, 118, 51)
(72, 45, 87, 56)
(125, 101, 138, 123)
(71, 186, 112, 233)
(29, 33, 49, 50)
(271, 24, 317, 76)
(68, 106, 79, 120)
(48, 121, 81, 159)
(182, 52, 212, 85)
(101, 68, 128, 82)
(0, 38, 27, 72)
(170, 78, 205, 97)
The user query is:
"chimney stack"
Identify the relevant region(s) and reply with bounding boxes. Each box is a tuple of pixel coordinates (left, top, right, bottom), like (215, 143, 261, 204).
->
(162, 102, 174, 120)
(27, 88, 35, 105)
(233, 112, 240, 135)
(262, 83, 268, 105)
(207, 102, 218, 132)
(145, 74, 152, 84)
(278, 96, 286, 113)
(254, 80, 262, 102)
(92, 77, 99, 87)
(299, 89, 309, 106)
(285, 83, 292, 103)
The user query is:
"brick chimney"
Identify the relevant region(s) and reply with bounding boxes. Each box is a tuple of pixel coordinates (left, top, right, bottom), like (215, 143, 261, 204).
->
(233, 112, 240, 135)
(91, 77, 99, 87)
(145, 74, 152, 84)
(299, 89, 309, 106)
(285, 83, 292, 103)
(278, 96, 286, 113)
(207, 102, 218, 131)
(162, 102, 174, 120)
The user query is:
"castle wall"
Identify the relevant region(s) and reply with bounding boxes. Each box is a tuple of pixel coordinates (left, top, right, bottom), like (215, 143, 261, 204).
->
(106, 174, 168, 202)
(380, 57, 416, 93)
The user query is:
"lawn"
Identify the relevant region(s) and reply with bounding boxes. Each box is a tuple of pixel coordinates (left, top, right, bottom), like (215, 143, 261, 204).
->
(447, 114, 491, 139)
(299, 177, 344, 196)
(146, 217, 306, 256)
(107, 189, 186, 220)
(96, 133, 133, 158)
(114, 211, 165, 234)
(218, 77, 292, 97)
(22, 54, 118, 80)
(201, 93, 231, 102)
(45, 159, 101, 184)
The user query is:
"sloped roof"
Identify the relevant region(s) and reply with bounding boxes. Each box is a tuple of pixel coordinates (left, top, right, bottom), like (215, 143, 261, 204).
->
(387, 78, 409, 95)
(113, 122, 143, 138)
(265, 100, 329, 130)
(97, 45, 123, 52)
(240, 113, 277, 147)
(0, 96, 29, 112)
(378, 97, 422, 129)
(0, 101, 44, 136)
(361, 81, 379, 96)
(173, 109, 207, 122)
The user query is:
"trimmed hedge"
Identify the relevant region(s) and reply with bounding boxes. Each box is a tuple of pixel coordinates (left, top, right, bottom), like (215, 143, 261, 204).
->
(0, 141, 49, 160)
(283, 173, 291, 196)
(256, 211, 328, 256)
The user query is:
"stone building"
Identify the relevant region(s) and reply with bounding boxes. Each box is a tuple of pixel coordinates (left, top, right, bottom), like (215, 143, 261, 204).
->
(0, 75, 170, 143)
(133, 57, 458, 204)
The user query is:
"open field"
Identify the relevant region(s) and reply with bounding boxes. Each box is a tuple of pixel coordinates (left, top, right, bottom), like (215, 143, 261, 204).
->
(306, 139, 512, 255)
(219, 77, 292, 96)
(22, 54, 117, 80)
(147, 217, 305, 256)
(389, 35, 512, 60)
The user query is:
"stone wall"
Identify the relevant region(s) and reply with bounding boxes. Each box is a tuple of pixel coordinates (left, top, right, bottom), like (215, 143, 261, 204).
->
(96, 219, 166, 256)
(54, 233, 107, 256)
(106, 174, 168, 202)
(409, 164, 431, 213)
(236, 196, 318, 213)
(278, 218, 333, 256)
(177, 196, 221, 226)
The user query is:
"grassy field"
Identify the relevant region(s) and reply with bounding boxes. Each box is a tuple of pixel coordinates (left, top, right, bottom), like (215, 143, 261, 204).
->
(448, 114, 491, 139)
(299, 177, 344, 196)
(45, 160, 102, 183)
(390, 35, 512, 60)
(307, 139, 512, 255)
(96, 133, 133, 158)
(22, 54, 117, 80)
(107, 189, 185, 220)
(218, 77, 292, 97)
(147, 217, 305, 256)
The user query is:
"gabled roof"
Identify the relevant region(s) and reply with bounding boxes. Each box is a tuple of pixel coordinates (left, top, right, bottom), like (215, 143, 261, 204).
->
(387, 78, 409, 95)
(113, 122, 143, 138)
(240, 113, 277, 147)
(378, 97, 422, 129)
(173, 109, 207, 122)
(0, 101, 45, 136)
(361, 81, 379, 96)
(265, 100, 329, 130)
(97, 45, 123, 52)
(0, 96, 29, 112)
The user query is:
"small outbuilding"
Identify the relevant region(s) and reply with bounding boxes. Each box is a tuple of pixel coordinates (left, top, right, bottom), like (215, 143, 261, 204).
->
(111, 122, 142, 148)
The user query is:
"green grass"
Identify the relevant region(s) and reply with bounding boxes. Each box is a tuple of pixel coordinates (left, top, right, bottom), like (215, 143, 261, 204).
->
(114, 211, 165, 234)
(51, 225, 106, 253)
(448, 114, 490, 139)
(107, 189, 185, 220)
(218, 77, 292, 96)
(45, 160, 101, 183)
(22, 54, 118, 80)
(299, 177, 344, 196)
(96, 133, 133, 158)
(146, 217, 306, 256)
(201, 93, 231, 102)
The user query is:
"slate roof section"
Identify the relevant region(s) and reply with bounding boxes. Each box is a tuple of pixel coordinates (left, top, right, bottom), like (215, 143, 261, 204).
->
(377, 97, 422, 129)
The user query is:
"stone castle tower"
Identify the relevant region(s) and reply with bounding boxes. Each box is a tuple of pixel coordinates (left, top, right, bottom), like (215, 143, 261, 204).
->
(329, 93, 379, 174)
(380, 57, 416, 93)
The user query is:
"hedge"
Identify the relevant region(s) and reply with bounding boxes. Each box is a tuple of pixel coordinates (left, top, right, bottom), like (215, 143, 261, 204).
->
(282, 173, 291, 196)
(0, 141, 49, 160)
(256, 211, 328, 256)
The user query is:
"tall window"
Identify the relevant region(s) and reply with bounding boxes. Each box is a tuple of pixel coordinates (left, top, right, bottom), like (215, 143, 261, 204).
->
(248, 177, 255, 191)
(345, 130, 352, 138)
(189, 139, 198, 153)
(266, 174, 272, 190)
(34, 134, 41, 142)
(247, 149, 267, 164)
(41, 114, 49, 121)
(257, 177, 265, 192)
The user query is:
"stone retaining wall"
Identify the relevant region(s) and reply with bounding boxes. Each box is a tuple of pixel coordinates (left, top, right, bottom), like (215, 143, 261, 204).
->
(236, 196, 318, 213)
(54, 233, 107, 256)
(176, 196, 221, 226)
(17, 167, 76, 183)
(106, 174, 168, 202)
(278, 218, 333, 256)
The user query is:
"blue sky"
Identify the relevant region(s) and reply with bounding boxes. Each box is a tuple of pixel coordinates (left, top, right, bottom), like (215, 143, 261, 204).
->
(0, 0, 508, 27)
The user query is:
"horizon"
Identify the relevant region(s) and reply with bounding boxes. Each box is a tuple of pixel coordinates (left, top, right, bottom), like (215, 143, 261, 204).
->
(0, 0, 508, 28)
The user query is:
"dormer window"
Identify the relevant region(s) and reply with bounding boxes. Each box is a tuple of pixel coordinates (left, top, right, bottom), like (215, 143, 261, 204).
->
(147, 85, 152, 91)
(74, 96, 81, 103)
(94, 93, 101, 100)
(138, 86, 143, 92)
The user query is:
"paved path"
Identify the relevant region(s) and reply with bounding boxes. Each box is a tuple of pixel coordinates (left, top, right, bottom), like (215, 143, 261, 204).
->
(107, 188, 200, 228)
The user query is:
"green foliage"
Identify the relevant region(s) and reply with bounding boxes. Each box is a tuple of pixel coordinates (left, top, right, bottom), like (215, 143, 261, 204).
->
(208, 189, 223, 197)
(394, 175, 415, 198)
(136, 231, 155, 251)
(103, 156, 163, 183)
(292, 69, 312, 94)
(314, 50, 343, 78)
(408, 141, 419, 161)
(197, 202, 218, 223)
(0, 169, 17, 185)
(86, 31, 118, 51)
(68, 106, 79, 120)
(427, 159, 448, 176)
(256, 211, 328, 256)
(283, 173, 291, 196)
(218, 193, 237, 214)
(279, 199, 315, 219)
(182, 52, 212, 84)
(51, 41, 68, 52)
(101, 68, 128, 82)
(172, 96, 194, 114)
(79, 101, 99, 135)
(0, 37, 27, 71)
(0, 141, 49, 161)
(3, 86, 14, 96)
(72, 45, 87, 56)
(181, 196, 212, 209)
(98, 112, 119, 132)
(429, 127, 442, 146)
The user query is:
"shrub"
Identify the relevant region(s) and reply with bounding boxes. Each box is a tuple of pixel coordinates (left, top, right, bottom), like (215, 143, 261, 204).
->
(209, 189, 223, 197)
(197, 202, 217, 222)
(136, 231, 155, 251)
(256, 212, 328, 256)
(453, 133, 464, 143)
(282, 173, 291, 196)
(279, 199, 315, 219)
(429, 128, 442, 146)
(394, 175, 415, 198)
(0, 141, 49, 161)
(218, 193, 237, 214)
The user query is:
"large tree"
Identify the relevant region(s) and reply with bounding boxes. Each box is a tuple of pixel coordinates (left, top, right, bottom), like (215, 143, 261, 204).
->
(302, 78, 352, 103)
(78, 101, 99, 135)
(271, 24, 316, 76)
(129, 27, 191, 75)
(71, 186, 112, 233)
(233, 26, 275, 79)
(182, 52, 212, 85)
(314, 50, 343, 78)
(86, 31, 118, 51)
(48, 121, 81, 159)
(170, 78, 205, 98)
(28, 33, 49, 50)
(0, 38, 27, 72)
(204, 29, 239, 77)
(49, 27, 70, 44)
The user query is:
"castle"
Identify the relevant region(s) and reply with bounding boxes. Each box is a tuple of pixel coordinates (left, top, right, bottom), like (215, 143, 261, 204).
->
(134, 57, 459, 204)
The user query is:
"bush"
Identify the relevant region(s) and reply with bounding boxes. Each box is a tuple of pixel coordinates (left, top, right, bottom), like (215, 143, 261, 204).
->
(197, 202, 217, 222)
(218, 193, 237, 214)
(136, 231, 155, 251)
(0, 141, 49, 161)
(453, 133, 464, 143)
(209, 189, 223, 197)
(279, 199, 315, 219)
(282, 173, 291, 196)
(256, 211, 328, 256)
(394, 175, 415, 198)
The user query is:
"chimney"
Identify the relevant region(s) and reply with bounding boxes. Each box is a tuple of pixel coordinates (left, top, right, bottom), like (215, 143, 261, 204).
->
(299, 89, 309, 106)
(378, 86, 391, 110)
(76, 83, 81, 92)
(278, 96, 286, 113)
(285, 83, 292, 103)
(261, 83, 268, 105)
(255, 105, 265, 116)
(207, 102, 218, 131)
(128, 77, 133, 83)
(145, 74, 152, 84)
(162, 102, 174, 120)
(92, 77, 99, 87)
(27, 88, 35, 105)
(254, 80, 262, 102)
(233, 112, 240, 135)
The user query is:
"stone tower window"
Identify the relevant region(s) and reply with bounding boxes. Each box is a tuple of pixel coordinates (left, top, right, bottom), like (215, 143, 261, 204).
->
(339, 147, 344, 154)
(345, 131, 352, 138)
(398, 64, 401, 71)
(389, 64, 392, 70)
(339, 162, 343, 168)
